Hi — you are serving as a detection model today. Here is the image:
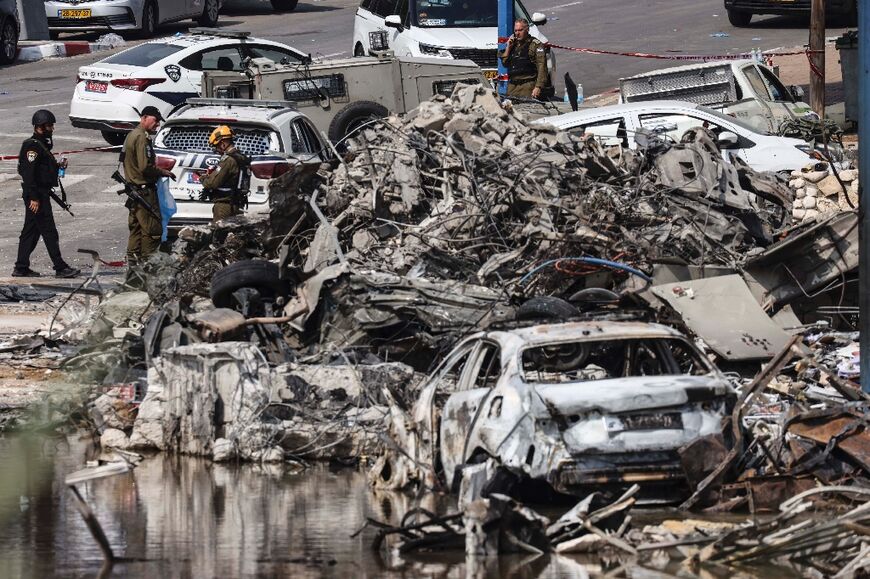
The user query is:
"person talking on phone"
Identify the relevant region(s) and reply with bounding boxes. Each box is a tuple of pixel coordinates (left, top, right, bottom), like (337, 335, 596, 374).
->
(499, 18, 548, 99)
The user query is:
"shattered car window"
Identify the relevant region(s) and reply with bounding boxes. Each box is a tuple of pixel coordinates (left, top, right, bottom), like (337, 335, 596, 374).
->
(471, 343, 501, 389)
(570, 117, 628, 147)
(521, 338, 711, 384)
(638, 113, 724, 144)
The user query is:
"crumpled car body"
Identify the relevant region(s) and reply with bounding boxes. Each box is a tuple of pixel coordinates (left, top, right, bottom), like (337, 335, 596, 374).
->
(402, 321, 735, 502)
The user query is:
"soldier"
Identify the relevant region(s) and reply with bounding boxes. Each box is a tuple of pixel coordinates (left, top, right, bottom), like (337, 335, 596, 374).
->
(122, 106, 173, 264)
(201, 125, 251, 223)
(12, 109, 80, 278)
(499, 18, 549, 99)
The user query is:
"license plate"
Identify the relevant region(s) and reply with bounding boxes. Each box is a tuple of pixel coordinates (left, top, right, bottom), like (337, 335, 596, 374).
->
(85, 80, 108, 93)
(483, 70, 498, 80)
(59, 9, 92, 18)
(187, 172, 203, 184)
(605, 412, 683, 433)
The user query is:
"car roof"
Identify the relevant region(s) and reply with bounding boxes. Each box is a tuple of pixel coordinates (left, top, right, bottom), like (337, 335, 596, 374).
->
(165, 103, 304, 125)
(539, 100, 704, 129)
(620, 58, 756, 80)
(482, 320, 686, 348)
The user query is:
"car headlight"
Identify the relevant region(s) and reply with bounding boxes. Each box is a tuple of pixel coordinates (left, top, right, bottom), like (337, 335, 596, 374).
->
(419, 43, 453, 58)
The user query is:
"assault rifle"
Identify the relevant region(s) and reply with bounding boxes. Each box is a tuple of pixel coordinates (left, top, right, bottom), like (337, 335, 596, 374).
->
(111, 171, 161, 221)
(49, 179, 74, 217)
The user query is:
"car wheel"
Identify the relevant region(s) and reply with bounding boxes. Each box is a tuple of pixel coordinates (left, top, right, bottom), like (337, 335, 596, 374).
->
(327, 100, 389, 143)
(353, 42, 366, 57)
(0, 19, 16, 65)
(516, 296, 579, 321)
(136, 1, 158, 39)
(210, 260, 289, 308)
(271, 0, 299, 11)
(197, 0, 220, 26)
(101, 131, 128, 146)
(727, 9, 751, 26)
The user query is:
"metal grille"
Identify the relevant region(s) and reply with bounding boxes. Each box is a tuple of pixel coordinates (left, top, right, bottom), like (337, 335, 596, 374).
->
(449, 48, 497, 69)
(621, 67, 737, 107)
(162, 126, 274, 156)
(48, 12, 135, 27)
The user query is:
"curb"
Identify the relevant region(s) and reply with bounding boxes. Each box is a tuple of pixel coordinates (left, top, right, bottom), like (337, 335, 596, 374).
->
(15, 41, 117, 63)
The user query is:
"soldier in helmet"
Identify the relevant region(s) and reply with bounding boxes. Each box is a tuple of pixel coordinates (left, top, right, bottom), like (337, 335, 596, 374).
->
(499, 18, 549, 99)
(122, 106, 173, 264)
(12, 109, 80, 278)
(201, 125, 251, 223)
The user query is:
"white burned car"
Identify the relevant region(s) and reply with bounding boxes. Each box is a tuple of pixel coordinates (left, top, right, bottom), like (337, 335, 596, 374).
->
(377, 320, 735, 503)
(153, 98, 330, 228)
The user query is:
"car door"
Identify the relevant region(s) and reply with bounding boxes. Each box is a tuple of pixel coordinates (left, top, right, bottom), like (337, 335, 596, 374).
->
(179, 45, 246, 95)
(157, 0, 187, 21)
(356, 0, 397, 53)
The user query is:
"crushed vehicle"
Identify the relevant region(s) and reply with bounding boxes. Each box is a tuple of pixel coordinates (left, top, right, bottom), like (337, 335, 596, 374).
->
(372, 319, 736, 504)
(153, 98, 331, 228)
(619, 59, 815, 136)
(200, 52, 487, 142)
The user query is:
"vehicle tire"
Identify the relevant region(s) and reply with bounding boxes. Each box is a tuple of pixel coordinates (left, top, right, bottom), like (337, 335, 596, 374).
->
(210, 260, 288, 308)
(353, 42, 366, 57)
(101, 131, 128, 146)
(136, 1, 158, 39)
(516, 296, 579, 321)
(327, 100, 389, 143)
(271, 0, 299, 11)
(197, 0, 220, 26)
(727, 9, 751, 26)
(0, 18, 16, 65)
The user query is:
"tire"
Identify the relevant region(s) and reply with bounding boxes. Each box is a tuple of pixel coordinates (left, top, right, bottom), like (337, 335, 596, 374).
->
(727, 9, 751, 26)
(353, 42, 366, 57)
(516, 296, 579, 321)
(327, 100, 389, 143)
(0, 18, 16, 65)
(101, 131, 128, 146)
(271, 0, 299, 11)
(197, 0, 220, 26)
(136, 1, 158, 39)
(210, 260, 287, 308)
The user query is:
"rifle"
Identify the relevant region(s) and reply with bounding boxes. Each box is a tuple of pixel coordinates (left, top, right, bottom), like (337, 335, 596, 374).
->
(49, 179, 74, 217)
(111, 170, 161, 221)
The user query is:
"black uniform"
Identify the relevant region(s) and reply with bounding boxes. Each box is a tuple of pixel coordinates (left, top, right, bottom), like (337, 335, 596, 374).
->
(14, 134, 72, 274)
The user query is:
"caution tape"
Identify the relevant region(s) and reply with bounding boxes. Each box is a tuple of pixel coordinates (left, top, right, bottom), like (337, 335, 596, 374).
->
(0, 144, 118, 162)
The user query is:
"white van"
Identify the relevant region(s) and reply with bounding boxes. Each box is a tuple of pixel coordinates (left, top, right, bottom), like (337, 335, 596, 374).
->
(351, 0, 555, 88)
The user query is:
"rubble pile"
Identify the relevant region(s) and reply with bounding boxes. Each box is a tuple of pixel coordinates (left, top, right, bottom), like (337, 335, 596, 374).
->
(788, 162, 859, 222)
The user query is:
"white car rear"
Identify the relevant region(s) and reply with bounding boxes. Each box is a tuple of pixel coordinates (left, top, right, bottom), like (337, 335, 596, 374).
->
(46, 0, 221, 37)
(153, 99, 330, 228)
(71, 30, 309, 144)
(538, 100, 815, 173)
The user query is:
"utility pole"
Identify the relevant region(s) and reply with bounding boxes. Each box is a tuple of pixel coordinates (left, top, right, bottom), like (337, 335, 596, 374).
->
(859, 0, 869, 391)
(497, 0, 513, 95)
(809, 0, 826, 117)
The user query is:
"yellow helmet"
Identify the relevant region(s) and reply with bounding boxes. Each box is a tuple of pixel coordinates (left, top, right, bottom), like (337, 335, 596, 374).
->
(208, 125, 234, 146)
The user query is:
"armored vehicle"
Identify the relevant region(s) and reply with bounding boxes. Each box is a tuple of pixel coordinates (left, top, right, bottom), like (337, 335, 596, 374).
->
(200, 52, 487, 142)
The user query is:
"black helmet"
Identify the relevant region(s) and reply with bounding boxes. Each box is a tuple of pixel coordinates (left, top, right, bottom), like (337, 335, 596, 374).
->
(32, 109, 57, 127)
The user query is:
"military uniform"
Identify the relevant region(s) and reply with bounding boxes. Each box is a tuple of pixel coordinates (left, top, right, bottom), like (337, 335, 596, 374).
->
(201, 146, 250, 223)
(14, 133, 74, 275)
(122, 126, 163, 263)
(499, 36, 548, 98)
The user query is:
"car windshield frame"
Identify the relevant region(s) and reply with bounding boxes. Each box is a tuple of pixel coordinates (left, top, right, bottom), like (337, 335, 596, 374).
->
(694, 104, 766, 135)
(101, 42, 187, 67)
(410, 0, 531, 28)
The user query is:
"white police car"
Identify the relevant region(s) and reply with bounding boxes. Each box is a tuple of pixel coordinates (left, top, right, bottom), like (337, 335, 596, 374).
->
(70, 29, 309, 145)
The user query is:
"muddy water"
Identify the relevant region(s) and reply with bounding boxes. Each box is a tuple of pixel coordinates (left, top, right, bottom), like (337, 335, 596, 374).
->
(0, 433, 799, 578)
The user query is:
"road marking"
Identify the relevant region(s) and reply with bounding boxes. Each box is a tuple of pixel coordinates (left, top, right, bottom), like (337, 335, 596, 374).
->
(24, 102, 67, 109)
(541, 0, 584, 9)
(58, 174, 92, 188)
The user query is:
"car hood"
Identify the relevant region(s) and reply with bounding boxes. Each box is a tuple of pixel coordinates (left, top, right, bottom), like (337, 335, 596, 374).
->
(409, 25, 547, 50)
(535, 375, 732, 415)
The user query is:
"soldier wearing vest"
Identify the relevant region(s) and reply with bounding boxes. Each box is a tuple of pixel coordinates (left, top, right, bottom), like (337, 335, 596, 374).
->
(122, 106, 173, 264)
(201, 126, 251, 223)
(12, 109, 80, 278)
(499, 18, 548, 99)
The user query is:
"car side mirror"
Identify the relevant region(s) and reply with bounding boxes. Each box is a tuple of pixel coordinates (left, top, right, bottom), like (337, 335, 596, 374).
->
(718, 131, 739, 148)
(384, 14, 403, 30)
(531, 12, 547, 25)
(788, 84, 805, 102)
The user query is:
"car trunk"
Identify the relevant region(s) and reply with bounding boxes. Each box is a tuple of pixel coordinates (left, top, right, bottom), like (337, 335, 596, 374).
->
(76, 64, 146, 102)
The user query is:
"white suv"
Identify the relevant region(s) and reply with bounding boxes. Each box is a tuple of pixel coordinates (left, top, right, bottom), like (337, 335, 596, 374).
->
(153, 99, 331, 228)
(352, 0, 554, 86)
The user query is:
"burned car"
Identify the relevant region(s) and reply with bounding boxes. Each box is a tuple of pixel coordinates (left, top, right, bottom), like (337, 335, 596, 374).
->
(375, 320, 735, 503)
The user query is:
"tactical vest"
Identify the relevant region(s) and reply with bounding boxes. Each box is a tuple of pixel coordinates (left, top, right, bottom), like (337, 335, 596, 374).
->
(510, 40, 537, 78)
(212, 151, 252, 206)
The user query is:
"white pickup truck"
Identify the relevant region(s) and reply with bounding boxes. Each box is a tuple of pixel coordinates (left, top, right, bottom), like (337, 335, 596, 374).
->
(619, 59, 813, 135)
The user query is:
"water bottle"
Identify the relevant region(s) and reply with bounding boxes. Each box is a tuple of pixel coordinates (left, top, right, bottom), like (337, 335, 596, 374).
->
(577, 83, 584, 104)
(58, 157, 66, 179)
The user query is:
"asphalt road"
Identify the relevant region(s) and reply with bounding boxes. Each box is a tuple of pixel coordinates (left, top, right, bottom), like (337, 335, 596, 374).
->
(0, 0, 849, 275)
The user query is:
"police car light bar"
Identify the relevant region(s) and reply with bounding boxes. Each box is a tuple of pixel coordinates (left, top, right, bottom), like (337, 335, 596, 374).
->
(189, 28, 251, 39)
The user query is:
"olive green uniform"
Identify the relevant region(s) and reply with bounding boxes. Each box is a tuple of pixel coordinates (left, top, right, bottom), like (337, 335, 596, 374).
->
(201, 146, 248, 223)
(122, 127, 162, 263)
(499, 36, 548, 98)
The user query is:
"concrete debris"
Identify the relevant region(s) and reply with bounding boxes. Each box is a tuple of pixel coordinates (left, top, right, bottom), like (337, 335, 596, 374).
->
(788, 162, 858, 222)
